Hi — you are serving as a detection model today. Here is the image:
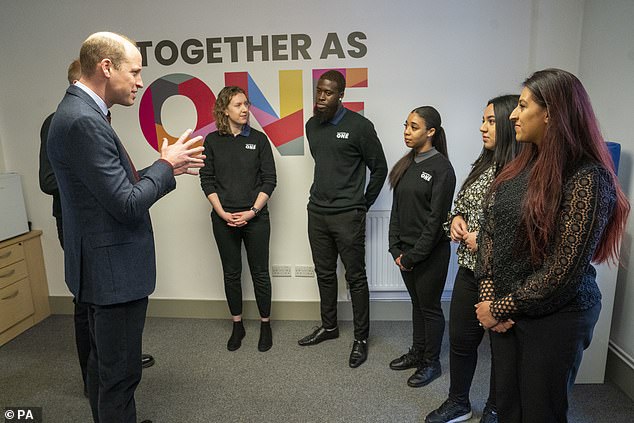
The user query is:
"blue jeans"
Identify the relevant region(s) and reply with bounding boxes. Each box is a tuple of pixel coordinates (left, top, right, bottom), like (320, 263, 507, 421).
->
(491, 301, 601, 422)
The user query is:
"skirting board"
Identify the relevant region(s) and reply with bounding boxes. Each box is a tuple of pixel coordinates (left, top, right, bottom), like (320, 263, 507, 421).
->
(48, 296, 450, 321)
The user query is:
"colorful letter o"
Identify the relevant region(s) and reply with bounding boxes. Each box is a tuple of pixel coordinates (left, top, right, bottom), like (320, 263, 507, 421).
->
(139, 73, 216, 151)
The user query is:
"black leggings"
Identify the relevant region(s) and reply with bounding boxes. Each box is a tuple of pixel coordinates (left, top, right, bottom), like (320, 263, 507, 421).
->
(400, 241, 450, 364)
(211, 210, 272, 318)
(448, 267, 495, 407)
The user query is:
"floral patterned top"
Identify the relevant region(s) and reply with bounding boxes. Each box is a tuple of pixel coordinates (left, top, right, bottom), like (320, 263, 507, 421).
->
(444, 164, 496, 271)
(475, 162, 615, 320)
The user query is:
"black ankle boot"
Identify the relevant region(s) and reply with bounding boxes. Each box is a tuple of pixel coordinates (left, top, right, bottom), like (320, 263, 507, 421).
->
(227, 321, 245, 351)
(258, 321, 272, 352)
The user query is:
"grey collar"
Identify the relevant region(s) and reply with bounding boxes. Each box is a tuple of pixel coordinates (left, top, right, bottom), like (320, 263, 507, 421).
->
(414, 147, 439, 163)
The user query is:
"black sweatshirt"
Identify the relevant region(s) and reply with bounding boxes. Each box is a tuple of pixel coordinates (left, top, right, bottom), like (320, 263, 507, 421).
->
(306, 108, 388, 214)
(389, 151, 456, 269)
(199, 126, 276, 212)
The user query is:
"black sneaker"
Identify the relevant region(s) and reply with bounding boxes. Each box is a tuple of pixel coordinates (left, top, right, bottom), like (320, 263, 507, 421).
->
(407, 360, 441, 387)
(479, 404, 498, 423)
(425, 398, 472, 423)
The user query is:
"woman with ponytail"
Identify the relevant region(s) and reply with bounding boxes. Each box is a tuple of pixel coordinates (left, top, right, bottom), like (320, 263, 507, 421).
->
(388, 106, 456, 388)
(475, 69, 630, 422)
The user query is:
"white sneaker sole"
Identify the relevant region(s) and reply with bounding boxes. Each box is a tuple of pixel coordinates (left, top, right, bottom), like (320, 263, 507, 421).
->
(446, 411, 472, 423)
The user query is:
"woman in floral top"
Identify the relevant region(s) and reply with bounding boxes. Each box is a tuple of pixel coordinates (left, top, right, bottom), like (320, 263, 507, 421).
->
(425, 95, 520, 423)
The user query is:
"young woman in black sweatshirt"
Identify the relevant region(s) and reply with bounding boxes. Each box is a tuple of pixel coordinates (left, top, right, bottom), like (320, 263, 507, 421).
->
(199, 86, 277, 352)
(388, 106, 456, 388)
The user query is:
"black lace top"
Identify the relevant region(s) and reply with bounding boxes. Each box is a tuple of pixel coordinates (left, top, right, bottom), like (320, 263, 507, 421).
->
(476, 162, 616, 320)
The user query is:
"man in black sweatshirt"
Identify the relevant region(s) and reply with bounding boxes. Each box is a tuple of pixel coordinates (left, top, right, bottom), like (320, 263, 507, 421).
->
(297, 70, 387, 368)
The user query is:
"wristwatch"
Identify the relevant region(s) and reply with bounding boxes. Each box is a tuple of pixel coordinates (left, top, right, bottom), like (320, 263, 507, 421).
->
(250, 206, 260, 215)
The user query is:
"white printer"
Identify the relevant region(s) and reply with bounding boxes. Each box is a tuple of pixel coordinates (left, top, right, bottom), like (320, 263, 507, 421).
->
(0, 173, 29, 241)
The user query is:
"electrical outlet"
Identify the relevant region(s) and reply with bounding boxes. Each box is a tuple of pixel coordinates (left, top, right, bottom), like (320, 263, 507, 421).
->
(295, 264, 315, 278)
(272, 264, 292, 277)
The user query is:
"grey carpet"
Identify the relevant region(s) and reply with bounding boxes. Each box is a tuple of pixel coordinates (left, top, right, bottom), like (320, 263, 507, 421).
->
(1, 315, 632, 422)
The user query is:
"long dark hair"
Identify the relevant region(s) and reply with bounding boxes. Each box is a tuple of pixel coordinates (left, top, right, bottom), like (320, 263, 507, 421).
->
(492, 68, 629, 264)
(389, 106, 448, 188)
(460, 95, 520, 191)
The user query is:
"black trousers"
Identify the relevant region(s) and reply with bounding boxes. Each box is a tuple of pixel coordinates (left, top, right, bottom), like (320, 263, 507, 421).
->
(56, 218, 90, 392)
(491, 302, 601, 423)
(400, 241, 450, 364)
(73, 301, 90, 389)
(308, 209, 369, 340)
(211, 210, 272, 318)
(85, 297, 148, 423)
(448, 267, 495, 407)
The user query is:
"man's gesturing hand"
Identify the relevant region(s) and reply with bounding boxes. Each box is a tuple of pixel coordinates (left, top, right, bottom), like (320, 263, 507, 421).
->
(160, 129, 206, 176)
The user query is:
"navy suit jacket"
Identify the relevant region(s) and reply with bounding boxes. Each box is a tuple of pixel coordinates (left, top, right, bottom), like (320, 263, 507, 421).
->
(48, 85, 176, 305)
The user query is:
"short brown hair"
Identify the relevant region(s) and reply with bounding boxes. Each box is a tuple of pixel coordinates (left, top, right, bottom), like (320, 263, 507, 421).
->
(79, 32, 135, 77)
(214, 86, 247, 135)
(67, 59, 81, 84)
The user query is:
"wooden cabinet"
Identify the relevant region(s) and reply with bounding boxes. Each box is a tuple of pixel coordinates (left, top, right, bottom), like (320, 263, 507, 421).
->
(0, 230, 50, 346)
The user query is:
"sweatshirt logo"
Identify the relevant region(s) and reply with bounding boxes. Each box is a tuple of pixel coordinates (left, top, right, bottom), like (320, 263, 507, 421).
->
(245, 144, 256, 150)
(420, 171, 432, 181)
(336, 131, 350, 139)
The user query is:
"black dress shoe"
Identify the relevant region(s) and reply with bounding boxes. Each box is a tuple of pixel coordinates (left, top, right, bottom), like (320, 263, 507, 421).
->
(297, 326, 339, 346)
(389, 346, 423, 370)
(349, 340, 368, 368)
(407, 361, 441, 387)
(141, 354, 155, 368)
(140, 420, 152, 423)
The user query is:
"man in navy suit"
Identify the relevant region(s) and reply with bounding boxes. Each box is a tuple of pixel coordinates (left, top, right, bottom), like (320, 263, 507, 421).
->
(48, 32, 204, 423)
(40, 58, 156, 401)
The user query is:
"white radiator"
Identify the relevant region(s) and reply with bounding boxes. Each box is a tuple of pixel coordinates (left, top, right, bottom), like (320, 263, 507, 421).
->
(365, 210, 459, 299)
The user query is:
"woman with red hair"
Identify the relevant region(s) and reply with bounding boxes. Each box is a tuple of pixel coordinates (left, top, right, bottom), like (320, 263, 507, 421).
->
(475, 68, 629, 422)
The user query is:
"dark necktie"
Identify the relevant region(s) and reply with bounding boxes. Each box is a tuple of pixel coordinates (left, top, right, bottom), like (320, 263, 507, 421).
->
(107, 110, 140, 182)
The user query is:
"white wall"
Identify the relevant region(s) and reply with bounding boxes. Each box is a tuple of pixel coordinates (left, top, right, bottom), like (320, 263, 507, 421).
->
(0, 134, 5, 172)
(0, 0, 589, 306)
(579, 0, 634, 365)
(529, 0, 585, 71)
